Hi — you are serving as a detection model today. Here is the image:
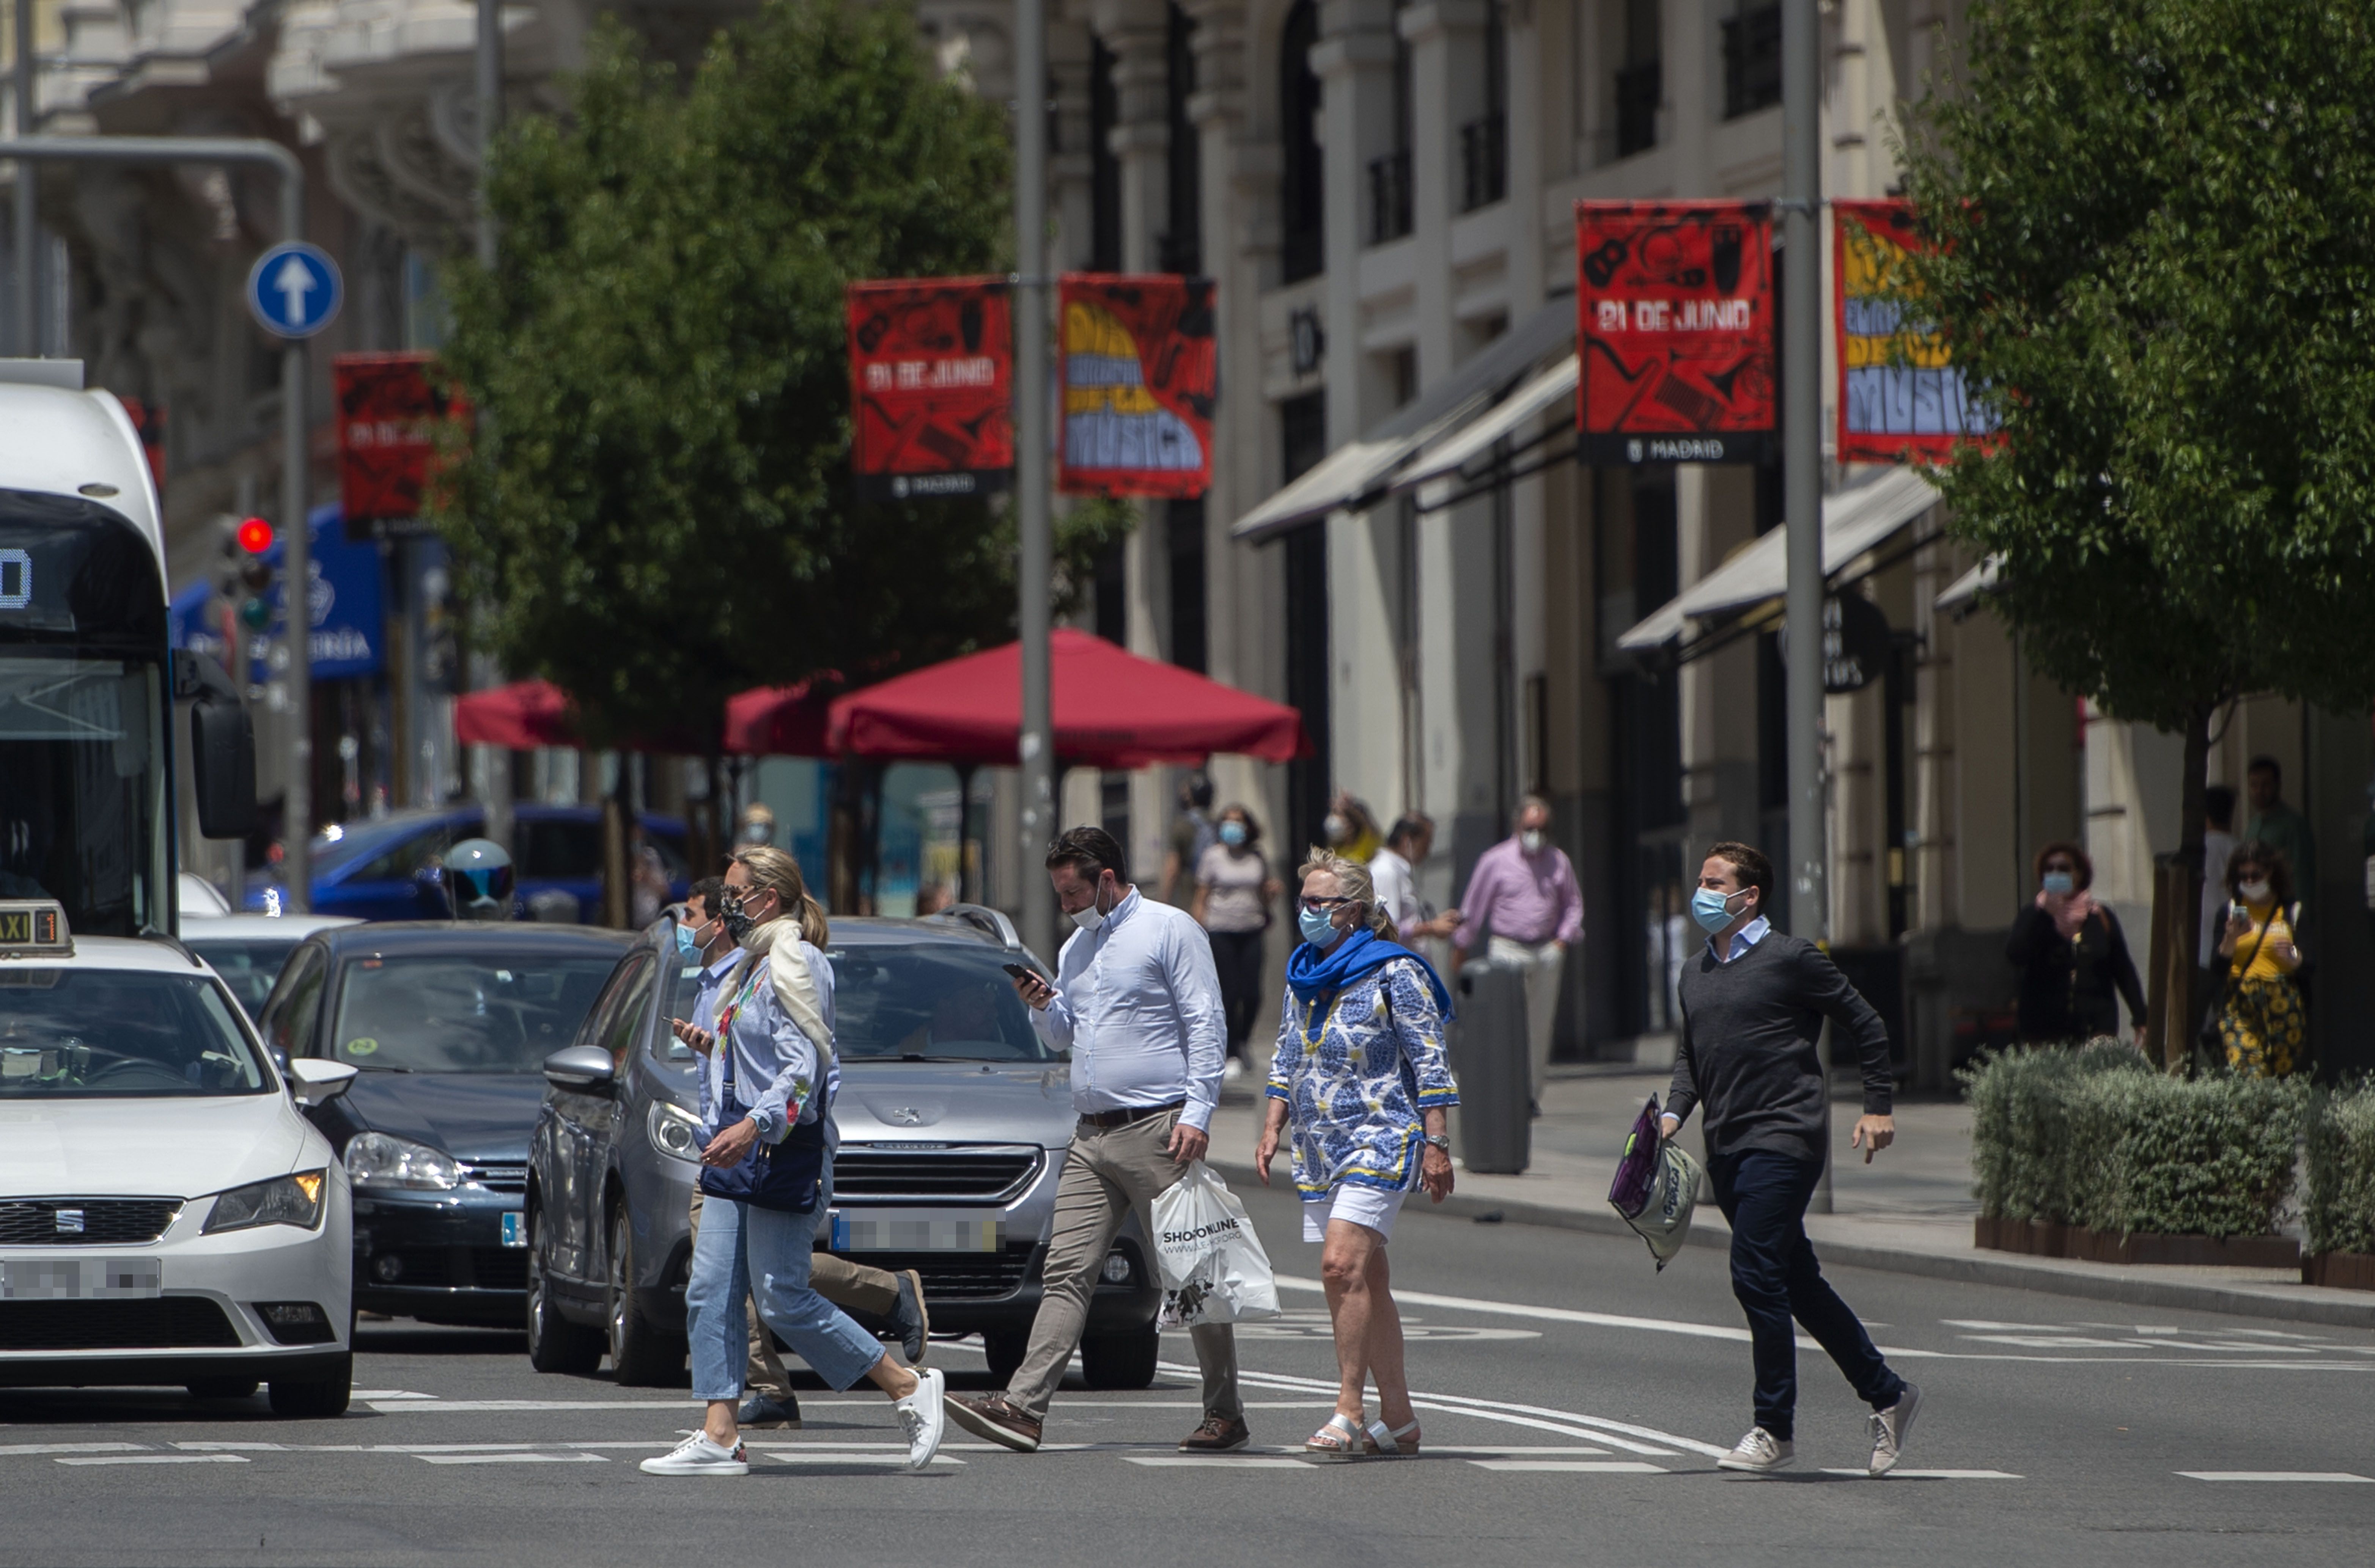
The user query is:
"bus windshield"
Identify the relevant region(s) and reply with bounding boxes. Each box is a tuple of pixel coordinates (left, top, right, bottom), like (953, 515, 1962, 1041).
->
(0, 653, 168, 936)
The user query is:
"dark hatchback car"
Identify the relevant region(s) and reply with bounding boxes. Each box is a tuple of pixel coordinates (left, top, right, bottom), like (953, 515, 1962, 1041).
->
(526, 909, 1164, 1388)
(255, 922, 631, 1325)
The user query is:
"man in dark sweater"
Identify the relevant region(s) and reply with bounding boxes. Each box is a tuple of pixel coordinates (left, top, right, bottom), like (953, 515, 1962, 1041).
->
(1659, 841, 1921, 1477)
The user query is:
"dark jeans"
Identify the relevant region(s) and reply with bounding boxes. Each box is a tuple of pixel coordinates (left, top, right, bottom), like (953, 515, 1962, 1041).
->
(1208, 929, 1266, 1061)
(1711, 1149, 1904, 1441)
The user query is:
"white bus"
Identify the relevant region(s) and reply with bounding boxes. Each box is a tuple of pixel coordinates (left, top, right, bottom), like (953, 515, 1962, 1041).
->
(0, 359, 253, 936)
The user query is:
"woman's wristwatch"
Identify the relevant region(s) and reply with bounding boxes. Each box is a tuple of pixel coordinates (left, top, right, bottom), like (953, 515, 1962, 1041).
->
(1423, 1133, 1451, 1153)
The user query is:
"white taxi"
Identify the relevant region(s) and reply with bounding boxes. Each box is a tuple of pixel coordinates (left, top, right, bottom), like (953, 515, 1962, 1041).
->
(0, 901, 358, 1416)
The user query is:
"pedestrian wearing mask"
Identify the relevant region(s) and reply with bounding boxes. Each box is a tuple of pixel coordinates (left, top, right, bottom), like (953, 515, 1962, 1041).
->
(1192, 804, 1282, 1081)
(1256, 850, 1456, 1459)
(945, 827, 1246, 1455)
(1452, 795, 1584, 1115)
(1370, 814, 1461, 946)
(1323, 790, 1383, 863)
(2211, 843, 2306, 1078)
(2004, 842, 2145, 1048)
(675, 879, 930, 1433)
(1660, 842, 1921, 1477)
(642, 848, 944, 1477)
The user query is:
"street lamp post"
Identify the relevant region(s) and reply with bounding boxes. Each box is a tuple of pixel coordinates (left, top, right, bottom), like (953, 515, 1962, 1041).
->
(1013, 0, 1055, 959)
(11, 0, 32, 357)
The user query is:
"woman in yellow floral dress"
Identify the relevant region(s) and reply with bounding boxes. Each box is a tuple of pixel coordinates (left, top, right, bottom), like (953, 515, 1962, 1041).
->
(2213, 842, 2305, 1077)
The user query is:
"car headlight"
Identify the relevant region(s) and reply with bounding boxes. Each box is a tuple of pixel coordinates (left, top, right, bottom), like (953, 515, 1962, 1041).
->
(344, 1131, 461, 1190)
(203, 1170, 327, 1234)
(648, 1101, 703, 1164)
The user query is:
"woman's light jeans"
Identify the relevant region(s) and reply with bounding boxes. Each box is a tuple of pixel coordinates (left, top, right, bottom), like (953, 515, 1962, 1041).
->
(686, 1161, 883, 1401)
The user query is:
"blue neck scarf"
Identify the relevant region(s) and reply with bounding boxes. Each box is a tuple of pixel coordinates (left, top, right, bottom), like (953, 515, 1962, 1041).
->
(1284, 927, 1454, 1021)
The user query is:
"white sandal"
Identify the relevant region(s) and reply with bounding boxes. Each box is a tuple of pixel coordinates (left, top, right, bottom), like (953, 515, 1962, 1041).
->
(1364, 1418, 1421, 1457)
(1302, 1412, 1367, 1463)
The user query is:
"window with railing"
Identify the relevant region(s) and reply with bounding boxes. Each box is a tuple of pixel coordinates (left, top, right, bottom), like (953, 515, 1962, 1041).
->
(1614, 59, 1660, 159)
(1460, 115, 1506, 211)
(1722, 5, 1782, 119)
(1368, 149, 1414, 244)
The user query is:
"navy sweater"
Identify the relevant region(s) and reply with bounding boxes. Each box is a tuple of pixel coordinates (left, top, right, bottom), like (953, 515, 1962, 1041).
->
(1666, 932, 1893, 1166)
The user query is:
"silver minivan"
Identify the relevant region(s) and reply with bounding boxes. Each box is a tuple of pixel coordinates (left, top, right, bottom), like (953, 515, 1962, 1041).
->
(523, 908, 1164, 1388)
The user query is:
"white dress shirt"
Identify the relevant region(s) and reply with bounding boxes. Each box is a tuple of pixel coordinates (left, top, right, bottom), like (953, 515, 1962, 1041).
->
(1030, 888, 1227, 1133)
(1369, 846, 1424, 940)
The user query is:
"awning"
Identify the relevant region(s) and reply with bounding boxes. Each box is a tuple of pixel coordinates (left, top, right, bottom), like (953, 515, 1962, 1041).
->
(1616, 466, 1941, 651)
(1935, 555, 2000, 614)
(1231, 294, 1576, 542)
(1392, 353, 1579, 503)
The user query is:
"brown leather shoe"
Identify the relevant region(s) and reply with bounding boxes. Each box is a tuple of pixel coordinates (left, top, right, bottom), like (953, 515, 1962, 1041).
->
(1179, 1412, 1251, 1453)
(944, 1393, 1041, 1453)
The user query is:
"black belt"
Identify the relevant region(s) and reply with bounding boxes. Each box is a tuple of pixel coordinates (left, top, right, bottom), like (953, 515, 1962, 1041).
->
(1077, 1100, 1185, 1130)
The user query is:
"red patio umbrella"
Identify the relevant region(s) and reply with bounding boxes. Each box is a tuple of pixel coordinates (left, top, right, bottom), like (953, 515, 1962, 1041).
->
(826, 628, 1311, 768)
(722, 675, 840, 758)
(453, 678, 725, 755)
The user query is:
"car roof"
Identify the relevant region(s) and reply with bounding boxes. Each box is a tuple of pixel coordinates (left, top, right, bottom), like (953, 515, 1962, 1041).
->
(1, 933, 223, 977)
(310, 921, 637, 959)
(629, 913, 1020, 955)
(181, 914, 362, 941)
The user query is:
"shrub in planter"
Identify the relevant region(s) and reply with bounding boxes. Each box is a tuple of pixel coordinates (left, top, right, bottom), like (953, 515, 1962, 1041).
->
(2305, 1081, 2375, 1259)
(1962, 1042, 2152, 1223)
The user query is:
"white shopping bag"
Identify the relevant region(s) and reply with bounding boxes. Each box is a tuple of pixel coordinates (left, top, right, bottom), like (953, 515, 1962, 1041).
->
(1150, 1161, 1280, 1328)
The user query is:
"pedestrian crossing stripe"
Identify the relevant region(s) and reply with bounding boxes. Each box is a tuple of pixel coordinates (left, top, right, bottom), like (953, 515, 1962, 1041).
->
(2178, 1471, 2374, 1483)
(1818, 1468, 2022, 1480)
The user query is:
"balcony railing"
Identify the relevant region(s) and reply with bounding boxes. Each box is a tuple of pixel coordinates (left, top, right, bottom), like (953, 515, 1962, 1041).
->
(1460, 115, 1507, 212)
(1614, 60, 1661, 159)
(1722, 6, 1784, 119)
(1368, 149, 1413, 245)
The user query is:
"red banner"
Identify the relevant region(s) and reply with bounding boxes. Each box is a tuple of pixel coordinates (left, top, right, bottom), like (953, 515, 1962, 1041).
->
(1575, 200, 1775, 465)
(1057, 275, 1215, 498)
(847, 278, 1012, 501)
(333, 352, 468, 537)
(1833, 199, 1997, 463)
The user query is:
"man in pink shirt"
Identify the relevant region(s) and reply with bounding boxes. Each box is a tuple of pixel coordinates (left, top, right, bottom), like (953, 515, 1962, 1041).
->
(1452, 795, 1584, 1113)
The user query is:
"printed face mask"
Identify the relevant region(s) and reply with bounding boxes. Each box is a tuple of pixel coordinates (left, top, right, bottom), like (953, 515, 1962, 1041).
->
(1691, 886, 1741, 936)
(2041, 871, 2075, 897)
(721, 891, 764, 944)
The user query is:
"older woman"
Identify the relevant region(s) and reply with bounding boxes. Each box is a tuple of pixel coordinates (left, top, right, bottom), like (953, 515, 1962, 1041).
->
(1255, 850, 1457, 1461)
(2004, 841, 2145, 1046)
(2213, 842, 2306, 1077)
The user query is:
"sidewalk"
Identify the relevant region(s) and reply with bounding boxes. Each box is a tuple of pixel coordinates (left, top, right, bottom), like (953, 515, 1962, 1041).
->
(1207, 1064, 2375, 1329)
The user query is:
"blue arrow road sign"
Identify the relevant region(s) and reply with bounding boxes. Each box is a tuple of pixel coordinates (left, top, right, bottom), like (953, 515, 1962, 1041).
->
(245, 242, 343, 338)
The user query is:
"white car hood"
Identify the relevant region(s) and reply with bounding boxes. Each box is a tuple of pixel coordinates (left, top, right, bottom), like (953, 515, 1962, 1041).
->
(0, 1093, 316, 1200)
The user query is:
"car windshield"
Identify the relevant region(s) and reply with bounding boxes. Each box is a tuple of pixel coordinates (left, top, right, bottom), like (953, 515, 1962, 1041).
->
(0, 968, 270, 1097)
(829, 945, 1056, 1063)
(186, 936, 300, 1017)
(329, 954, 616, 1073)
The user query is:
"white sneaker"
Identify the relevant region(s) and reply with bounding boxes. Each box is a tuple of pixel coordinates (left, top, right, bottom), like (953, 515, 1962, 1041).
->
(640, 1431, 749, 1477)
(1222, 1057, 1246, 1083)
(895, 1365, 947, 1471)
(1869, 1383, 1922, 1476)
(1716, 1427, 1794, 1473)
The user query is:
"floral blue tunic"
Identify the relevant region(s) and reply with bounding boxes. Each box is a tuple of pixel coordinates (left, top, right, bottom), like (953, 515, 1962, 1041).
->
(1266, 958, 1459, 1200)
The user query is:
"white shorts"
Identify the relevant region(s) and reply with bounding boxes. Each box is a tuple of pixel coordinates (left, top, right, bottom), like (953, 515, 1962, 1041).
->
(1302, 1184, 1408, 1244)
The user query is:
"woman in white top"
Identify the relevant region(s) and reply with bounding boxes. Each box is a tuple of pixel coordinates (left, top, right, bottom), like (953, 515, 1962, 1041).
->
(1192, 804, 1281, 1079)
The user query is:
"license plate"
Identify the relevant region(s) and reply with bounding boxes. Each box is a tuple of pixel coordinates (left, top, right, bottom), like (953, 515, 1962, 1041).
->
(0, 1257, 162, 1300)
(499, 1212, 525, 1248)
(829, 1211, 1004, 1253)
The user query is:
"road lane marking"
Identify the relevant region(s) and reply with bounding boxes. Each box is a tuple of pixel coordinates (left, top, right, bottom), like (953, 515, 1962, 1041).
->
(366, 1400, 699, 1413)
(1819, 1469, 2022, 1480)
(55, 1453, 249, 1467)
(2178, 1471, 2374, 1483)
(757, 1453, 964, 1466)
(0, 1442, 146, 1456)
(416, 1452, 610, 1466)
(1194, 1361, 1714, 1457)
(1125, 1457, 1310, 1468)
(1468, 1461, 1667, 1474)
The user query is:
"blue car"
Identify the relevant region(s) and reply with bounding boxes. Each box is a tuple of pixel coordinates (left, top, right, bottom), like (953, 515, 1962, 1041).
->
(245, 805, 691, 923)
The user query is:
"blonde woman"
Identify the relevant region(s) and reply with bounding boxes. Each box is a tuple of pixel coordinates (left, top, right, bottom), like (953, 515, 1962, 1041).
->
(643, 847, 945, 1477)
(1255, 850, 1457, 1461)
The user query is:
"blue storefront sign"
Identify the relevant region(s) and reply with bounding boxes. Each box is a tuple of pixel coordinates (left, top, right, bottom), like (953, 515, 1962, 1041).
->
(170, 503, 384, 682)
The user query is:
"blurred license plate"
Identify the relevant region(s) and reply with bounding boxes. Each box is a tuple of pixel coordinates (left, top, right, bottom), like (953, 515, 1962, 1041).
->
(499, 1212, 525, 1248)
(829, 1213, 1003, 1252)
(0, 1257, 162, 1299)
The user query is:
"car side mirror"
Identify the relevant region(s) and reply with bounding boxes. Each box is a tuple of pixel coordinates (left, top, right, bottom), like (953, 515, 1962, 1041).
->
(286, 1057, 358, 1108)
(543, 1044, 617, 1093)
(177, 651, 256, 841)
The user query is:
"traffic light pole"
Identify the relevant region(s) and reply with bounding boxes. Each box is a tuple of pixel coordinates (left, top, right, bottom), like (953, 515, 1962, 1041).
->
(0, 135, 312, 910)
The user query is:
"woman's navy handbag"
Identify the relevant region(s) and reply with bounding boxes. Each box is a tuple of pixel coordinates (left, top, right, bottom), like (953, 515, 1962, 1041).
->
(698, 1003, 827, 1214)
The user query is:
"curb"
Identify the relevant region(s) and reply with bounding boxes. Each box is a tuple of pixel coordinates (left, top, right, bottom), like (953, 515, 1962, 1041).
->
(1206, 1158, 2375, 1331)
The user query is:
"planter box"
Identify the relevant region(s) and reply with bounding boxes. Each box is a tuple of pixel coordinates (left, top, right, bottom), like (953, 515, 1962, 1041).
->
(2302, 1251, 2375, 1291)
(1976, 1216, 2298, 1268)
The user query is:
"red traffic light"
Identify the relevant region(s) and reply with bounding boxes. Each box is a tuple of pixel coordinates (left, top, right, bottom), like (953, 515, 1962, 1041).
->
(235, 517, 275, 555)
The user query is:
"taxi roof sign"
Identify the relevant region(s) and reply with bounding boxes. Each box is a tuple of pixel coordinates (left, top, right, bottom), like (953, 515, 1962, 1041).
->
(0, 900, 71, 957)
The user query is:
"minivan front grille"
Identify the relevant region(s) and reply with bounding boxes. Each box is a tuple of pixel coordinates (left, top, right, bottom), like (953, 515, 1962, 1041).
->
(0, 1199, 181, 1246)
(830, 1147, 1041, 1203)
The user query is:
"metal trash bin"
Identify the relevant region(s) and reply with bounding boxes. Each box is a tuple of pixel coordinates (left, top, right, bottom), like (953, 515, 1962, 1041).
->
(1450, 960, 1531, 1175)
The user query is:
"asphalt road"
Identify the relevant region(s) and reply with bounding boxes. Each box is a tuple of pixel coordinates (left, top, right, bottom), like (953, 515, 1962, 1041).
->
(6, 1179, 2373, 1567)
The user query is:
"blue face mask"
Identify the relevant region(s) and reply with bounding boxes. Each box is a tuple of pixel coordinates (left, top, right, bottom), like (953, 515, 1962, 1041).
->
(1298, 906, 1343, 949)
(1691, 886, 1741, 935)
(675, 923, 698, 957)
(1219, 820, 1247, 847)
(2041, 871, 2075, 897)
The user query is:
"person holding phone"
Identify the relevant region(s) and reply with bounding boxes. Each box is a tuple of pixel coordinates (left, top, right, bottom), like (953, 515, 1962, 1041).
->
(944, 826, 1246, 1456)
(2211, 842, 2306, 1077)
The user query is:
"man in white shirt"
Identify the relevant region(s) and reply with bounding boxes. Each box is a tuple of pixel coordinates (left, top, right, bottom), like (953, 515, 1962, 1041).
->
(944, 826, 1244, 1456)
(1369, 813, 1461, 944)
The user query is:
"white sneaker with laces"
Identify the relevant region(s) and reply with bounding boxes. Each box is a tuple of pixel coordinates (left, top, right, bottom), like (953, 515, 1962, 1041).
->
(895, 1366, 947, 1470)
(1868, 1383, 1922, 1476)
(640, 1431, 749, 1477)
(1716, 1427, 1794, 1473)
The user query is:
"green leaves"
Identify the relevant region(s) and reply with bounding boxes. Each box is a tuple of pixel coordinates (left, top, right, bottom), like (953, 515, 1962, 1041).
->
(430, 2, 1029, 748)
(2305, 1082, 2375, 1256)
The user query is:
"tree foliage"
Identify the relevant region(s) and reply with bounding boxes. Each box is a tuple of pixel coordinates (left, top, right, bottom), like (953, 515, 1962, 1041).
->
(1897, 0, 2375, 734)
(433, 1, 1126, 746)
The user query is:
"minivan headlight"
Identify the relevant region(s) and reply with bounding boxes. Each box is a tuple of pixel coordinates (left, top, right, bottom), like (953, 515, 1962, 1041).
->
(648, 1102, 703, 1164)
(203, 1170, 327, 1234)
(344, 1131, 461, 1190)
